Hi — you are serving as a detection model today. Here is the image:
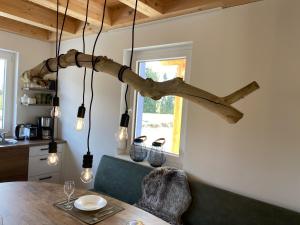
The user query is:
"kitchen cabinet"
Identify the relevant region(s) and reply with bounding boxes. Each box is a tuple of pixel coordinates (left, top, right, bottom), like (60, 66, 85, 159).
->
(0, 146, 29, 182)
(28, 143, 64, 183)
(0, 142, 65, 183)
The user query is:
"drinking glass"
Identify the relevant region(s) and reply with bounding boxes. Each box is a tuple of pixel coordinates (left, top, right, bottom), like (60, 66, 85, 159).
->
(64, 180, 75, 210)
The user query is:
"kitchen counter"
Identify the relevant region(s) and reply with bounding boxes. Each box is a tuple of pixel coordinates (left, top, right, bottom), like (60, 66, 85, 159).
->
(0, 139, 66, 148)
(0, 139, 66, 183)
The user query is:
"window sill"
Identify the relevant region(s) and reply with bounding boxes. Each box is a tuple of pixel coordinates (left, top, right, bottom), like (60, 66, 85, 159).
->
(115, 154, 151, 167)
(115, 152, 182, 169)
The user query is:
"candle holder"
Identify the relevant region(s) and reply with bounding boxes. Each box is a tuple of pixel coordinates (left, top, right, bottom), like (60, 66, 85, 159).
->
(148, 138, 166, 167)
(129, 136, 148, 162)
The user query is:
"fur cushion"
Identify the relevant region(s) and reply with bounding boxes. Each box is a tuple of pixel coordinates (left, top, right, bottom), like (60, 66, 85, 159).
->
(136, 167, 192, 225)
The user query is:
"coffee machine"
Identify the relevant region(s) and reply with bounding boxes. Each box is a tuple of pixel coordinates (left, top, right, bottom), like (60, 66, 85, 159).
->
(37, 117, 53, 140)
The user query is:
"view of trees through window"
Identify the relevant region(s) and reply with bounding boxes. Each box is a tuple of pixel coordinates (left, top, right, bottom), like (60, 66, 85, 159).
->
(143, 68, 175, 114)
(135, 58, 186, 155)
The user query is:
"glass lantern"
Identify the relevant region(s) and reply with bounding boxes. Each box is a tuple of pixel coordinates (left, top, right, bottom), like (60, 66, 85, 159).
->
(129, 136, 147, 162)
(148, 138, 166, 167)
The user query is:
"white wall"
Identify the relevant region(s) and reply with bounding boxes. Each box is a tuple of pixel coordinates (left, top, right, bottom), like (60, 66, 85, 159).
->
(59, 0, 300, 212)
(0, 31, 53, 130)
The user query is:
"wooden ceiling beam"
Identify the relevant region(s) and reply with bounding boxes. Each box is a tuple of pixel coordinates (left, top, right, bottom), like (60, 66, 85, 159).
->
(110, 1, 219, 27)
(161, 0, 223, 15)
(0, 0, 78, 34)
(162, 0, 262, 15)
(111, 0, 261, 29)
(28, 0, 112, 27)
(222, 0, 262, 8)
(0, 16, 49, 41)
(117, 0, 163, 17)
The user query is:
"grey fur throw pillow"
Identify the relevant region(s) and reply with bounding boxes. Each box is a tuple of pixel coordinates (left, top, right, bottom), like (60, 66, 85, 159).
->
(136, 167, 192, 225)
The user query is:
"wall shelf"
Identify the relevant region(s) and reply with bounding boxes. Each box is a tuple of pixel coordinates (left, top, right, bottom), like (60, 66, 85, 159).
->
(21, 103, 52, 107)
(22, 87, 55, 93)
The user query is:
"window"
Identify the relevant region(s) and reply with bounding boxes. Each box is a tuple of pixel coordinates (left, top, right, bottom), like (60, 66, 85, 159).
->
(0, 50, 16, 133)
(0, 59, 5, 129)
(135, 58, 186, 155)
(124, 42, 192, 163)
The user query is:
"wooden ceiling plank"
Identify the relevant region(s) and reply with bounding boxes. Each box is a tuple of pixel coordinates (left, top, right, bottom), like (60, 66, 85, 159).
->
(0, 0, 261, 41)
(28, 0, 112, 27)
(111, 4, 147, 27)
(0, 16, 49, 41)
(0, 0, 77, 34)
(118, 0, 163, 17)
(47, 23, 100, 42)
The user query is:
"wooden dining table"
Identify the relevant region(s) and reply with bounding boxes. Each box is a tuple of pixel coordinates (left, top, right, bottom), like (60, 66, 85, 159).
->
(0, 182, 170, 225)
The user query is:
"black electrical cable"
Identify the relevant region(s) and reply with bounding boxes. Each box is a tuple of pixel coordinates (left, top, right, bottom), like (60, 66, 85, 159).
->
(51, 0, 69, 143)
(56, 0, 70, 97)
(129, 0, 138, 69)
(86, 0, 107, 154)
(56, 0, 58, 70)
(55, 0, 59, 97)
(124, 0, 138, 112)
(81, 0, 90, 105)
(57, 1, 69, 57)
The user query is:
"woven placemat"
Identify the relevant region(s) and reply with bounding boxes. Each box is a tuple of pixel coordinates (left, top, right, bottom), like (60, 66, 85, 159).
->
(54, 196, 124, 225)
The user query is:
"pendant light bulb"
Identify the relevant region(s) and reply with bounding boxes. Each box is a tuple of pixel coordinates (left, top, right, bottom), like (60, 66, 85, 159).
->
(116, 126, 128, 142)
(47, 141, 59, 166)
(51, 96, 61, 118)
(80, 168, 94, 183)
(76, 118, 84, 131)
(51, 106, 61, 118)
(75, 105, 86, 131)
(47, 153, 59, 166)
(80, 152, 93, 183)
(115, 111, 130, 152)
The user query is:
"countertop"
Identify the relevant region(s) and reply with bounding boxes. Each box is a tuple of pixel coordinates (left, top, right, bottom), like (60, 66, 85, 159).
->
(0, 139, 66, 148)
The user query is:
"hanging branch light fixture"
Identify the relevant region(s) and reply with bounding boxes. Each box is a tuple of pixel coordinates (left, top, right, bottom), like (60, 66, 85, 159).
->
(48, 0, 70, 166)
(115, 0, 139, 153)
(75, 0, 90, 131)
(80, 0, 107, 183)
(22, 6, 260, 125)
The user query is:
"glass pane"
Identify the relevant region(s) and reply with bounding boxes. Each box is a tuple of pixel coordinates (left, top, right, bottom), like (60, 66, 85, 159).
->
(135, 58, 186, 155)
(0, 59, 6, 129)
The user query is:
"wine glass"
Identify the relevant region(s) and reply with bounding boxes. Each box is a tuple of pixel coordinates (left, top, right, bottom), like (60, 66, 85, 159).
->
(64, 180, 75, 210)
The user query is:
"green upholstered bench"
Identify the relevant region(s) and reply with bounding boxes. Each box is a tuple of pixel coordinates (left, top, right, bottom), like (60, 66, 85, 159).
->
(94, 155, 300, 225)
(94, 155, 152, 204)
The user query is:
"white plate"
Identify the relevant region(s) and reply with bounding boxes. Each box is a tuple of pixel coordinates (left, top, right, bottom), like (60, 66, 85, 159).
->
(74, 195, 107, 211)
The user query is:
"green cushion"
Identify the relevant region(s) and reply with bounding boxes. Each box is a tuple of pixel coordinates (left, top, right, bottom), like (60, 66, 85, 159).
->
(94, 155, 152, 204)
(182, 178, 300, 225)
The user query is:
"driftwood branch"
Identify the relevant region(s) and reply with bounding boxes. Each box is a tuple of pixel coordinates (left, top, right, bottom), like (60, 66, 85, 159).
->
(22, 49, 259, 124)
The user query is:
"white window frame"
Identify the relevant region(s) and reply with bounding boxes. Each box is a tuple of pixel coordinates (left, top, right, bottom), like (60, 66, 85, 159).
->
(0, 49, 17, 135)
(121, 42, 192, 168)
